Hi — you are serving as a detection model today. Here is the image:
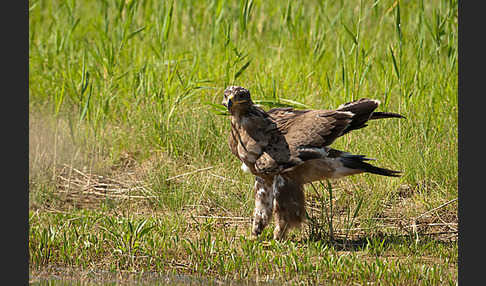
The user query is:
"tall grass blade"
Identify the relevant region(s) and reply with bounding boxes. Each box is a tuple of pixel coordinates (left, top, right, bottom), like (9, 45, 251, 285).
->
(395, 1, 402, 43)
(127, 26, 146, 41)
(79, 84, 92, 123)
(278, 98, 310, 109)
(389, 46, 400, 80)
(239, 0, 254, 33)
(162, 1, 174, 42)
(253, 98, 309, 109)
(204, 102, 229, 116)
(342, 23, 358, 45)
(283, 0, 293, 31)
(234, 59, 252, 79)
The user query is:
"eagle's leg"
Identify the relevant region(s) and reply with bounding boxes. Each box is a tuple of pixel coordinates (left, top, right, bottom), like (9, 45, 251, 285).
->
(273, 216, 290, 241)
(252, 177, 274, 236)
(272, 175, 305, 241)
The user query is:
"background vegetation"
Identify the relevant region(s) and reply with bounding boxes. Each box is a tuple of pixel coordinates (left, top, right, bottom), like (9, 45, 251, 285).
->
(29, 0, 457, 284)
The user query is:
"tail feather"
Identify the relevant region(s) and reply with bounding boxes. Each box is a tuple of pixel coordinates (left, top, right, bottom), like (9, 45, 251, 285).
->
(337, 99, 379, 135)
(337, 98, 405, 135)
(370, 111, 406, 120)
(339, 154, 401, 177)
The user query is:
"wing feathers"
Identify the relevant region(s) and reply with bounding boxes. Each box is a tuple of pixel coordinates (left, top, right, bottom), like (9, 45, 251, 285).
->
(228, 94, 402, 179)
(284, 110, 353, 149)
(327, 148, 401, 177)
(339, 156, 402, 177)
(370, 111, 406, 120)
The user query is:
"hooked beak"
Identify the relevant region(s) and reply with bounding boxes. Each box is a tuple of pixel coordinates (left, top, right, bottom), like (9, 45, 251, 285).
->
(222, 94, 234, 111)
(227, 98, 233, 111)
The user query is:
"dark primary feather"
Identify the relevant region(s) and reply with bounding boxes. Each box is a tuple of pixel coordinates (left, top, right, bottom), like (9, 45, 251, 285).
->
(327, 148, 401, 177)
(339, 155, 402, 177)
(370, 111, 406, 120)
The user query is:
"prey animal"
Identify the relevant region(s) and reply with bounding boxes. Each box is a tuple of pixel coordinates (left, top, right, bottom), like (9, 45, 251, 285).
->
(221, 86, 404, 240)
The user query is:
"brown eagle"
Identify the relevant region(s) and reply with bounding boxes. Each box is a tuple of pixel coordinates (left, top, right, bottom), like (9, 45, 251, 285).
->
(221, 86, 404, 240)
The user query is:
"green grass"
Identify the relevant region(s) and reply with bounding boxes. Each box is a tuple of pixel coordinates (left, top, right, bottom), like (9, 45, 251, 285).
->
(29, 0, 457, 284)
(29, 209, 457, 285)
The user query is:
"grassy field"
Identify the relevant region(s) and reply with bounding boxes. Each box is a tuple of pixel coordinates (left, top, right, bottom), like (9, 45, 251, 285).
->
(29, 0, 457, 284)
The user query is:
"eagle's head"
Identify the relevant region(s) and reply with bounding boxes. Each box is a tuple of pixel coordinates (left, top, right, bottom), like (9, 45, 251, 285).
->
(222, 86, 253, 114)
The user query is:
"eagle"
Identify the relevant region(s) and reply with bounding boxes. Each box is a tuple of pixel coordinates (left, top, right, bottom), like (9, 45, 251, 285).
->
(221, 86, 404, 240)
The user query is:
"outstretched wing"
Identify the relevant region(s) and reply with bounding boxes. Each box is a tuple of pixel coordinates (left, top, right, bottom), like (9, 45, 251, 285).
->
(282, 109, 354, 148)
(267, 107, 356, 159)
(231, 98, 403, 177)
(253, 108, 354, 174)
(267, 98, 401, 162)
(258, 98, 400, 174)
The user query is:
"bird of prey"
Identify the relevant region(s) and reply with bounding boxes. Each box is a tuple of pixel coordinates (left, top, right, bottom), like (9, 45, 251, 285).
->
(221, 86, 404, 240)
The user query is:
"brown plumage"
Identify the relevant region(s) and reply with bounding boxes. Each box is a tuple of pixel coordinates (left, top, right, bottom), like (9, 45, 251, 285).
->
(222, 86, 404, 240)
